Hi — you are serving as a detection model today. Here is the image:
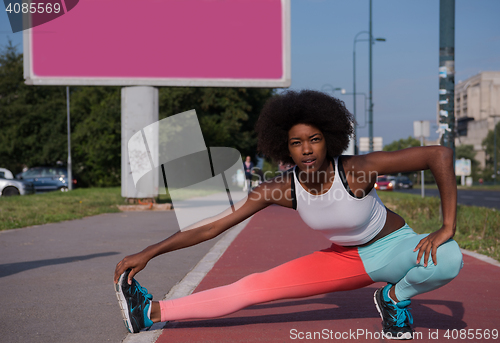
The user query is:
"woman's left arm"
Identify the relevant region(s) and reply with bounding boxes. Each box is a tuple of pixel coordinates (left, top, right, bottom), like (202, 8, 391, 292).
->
(359, 146, 457, 266)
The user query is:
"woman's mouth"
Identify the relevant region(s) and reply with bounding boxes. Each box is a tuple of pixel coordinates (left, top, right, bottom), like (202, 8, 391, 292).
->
(302, 158, 316, 166)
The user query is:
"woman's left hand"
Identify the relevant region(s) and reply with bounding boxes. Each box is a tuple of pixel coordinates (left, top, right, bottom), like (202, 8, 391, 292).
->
(413, 225, 455, 267)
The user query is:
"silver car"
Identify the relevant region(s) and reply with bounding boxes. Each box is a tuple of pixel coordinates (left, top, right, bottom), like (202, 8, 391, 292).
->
(0, 168, 35, 196)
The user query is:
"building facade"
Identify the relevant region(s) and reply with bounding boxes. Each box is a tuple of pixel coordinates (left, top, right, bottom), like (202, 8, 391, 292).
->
(452, 71, 500, 168)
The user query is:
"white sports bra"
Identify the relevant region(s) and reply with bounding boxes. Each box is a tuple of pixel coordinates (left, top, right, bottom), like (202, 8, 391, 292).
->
(291, 156, 387, 246)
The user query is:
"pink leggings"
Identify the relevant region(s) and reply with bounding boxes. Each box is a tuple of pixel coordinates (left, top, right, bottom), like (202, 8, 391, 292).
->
(159, 244, 373, 322)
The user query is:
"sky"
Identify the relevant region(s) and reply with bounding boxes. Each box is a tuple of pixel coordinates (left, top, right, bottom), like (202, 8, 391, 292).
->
(1, 0, 499, 147)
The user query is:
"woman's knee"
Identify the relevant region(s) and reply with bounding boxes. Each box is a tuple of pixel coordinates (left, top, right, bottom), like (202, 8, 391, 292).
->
(435, 240, 463, 280)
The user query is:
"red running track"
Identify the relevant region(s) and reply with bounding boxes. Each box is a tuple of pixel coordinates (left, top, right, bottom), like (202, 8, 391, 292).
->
(156, 205, 500, 343)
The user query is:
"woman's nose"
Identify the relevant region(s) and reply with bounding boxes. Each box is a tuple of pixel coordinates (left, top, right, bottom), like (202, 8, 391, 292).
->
(302, 142, 312, 154)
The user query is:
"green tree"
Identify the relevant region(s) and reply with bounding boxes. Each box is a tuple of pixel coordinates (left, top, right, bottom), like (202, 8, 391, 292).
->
(383, 136, 421, 152)
(0, 41, 120, 186)
(0, 40, 67, 174)
(455, 144, 480, 181)
(70, 87, 122, 187)
(159, 87, 275, 159)
(383, 136, 433, 183)
(481, 122, 500, 181)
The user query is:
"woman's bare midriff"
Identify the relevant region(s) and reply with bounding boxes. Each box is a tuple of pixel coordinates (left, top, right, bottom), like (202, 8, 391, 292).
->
(357, 209, 407, 247)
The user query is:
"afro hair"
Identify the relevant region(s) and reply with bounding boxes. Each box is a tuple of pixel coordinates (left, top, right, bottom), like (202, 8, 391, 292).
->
(255, 89, 355, 165)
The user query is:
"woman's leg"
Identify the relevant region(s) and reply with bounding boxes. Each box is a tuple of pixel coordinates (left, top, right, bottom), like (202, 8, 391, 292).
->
(359, 225, 463, 301)
(159, 244, 374, 322)
(392, 238, 463, 301)
(359, 224, 463, 339)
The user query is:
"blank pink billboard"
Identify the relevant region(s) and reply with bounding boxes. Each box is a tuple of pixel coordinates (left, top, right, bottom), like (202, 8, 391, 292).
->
(24, 0, 291, 87)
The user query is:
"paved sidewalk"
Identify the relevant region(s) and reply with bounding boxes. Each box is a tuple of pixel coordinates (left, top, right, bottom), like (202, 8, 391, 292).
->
(151, 205, 500, 343)
(0, 211, 224, 343)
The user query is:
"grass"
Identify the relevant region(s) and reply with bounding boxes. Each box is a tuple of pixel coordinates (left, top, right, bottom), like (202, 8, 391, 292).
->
(378, 191, 500, 262)
(2, 187, 499, 262)
(0, 186, 230, 231)
(0, 188, 124, 231)
(456, 184, 500, 191)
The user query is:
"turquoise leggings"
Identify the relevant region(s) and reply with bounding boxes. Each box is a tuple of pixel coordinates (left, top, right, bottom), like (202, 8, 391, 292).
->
(358, 223, 464, 301)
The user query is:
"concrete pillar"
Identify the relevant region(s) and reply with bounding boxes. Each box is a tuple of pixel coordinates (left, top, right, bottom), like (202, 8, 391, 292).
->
(121, 86, 159, 199)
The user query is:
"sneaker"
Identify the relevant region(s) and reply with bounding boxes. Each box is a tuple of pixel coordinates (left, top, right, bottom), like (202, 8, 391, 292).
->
(115, 269, 154, 333)
(374, 284, 414, 340)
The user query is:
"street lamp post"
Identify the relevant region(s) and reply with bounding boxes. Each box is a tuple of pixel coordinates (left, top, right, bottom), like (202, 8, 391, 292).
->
(353, 31, 368, 154)
(493, 125, 497, 185)
(353, 29, 385, 154)
(369, 0, 373, 152)
(340, 91, 368, 155)
(66, 86, 72, 191)
(368, 0, 386, 152)
(321, 84, 344, 95)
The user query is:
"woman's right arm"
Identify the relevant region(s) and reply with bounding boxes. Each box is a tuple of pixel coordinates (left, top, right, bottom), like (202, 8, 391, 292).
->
(114, 176, 292, 284)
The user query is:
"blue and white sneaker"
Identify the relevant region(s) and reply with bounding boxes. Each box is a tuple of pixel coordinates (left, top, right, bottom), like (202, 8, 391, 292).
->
(374, 284, 414, 340)
(115, 269, 154, 333)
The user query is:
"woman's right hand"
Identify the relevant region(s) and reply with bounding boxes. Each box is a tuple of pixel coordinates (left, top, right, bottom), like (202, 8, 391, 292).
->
(114, 251, 150, 285)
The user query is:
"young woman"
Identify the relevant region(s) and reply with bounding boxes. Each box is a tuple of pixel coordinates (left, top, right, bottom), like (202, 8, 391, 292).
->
(244, 155, 255, 191)
(114, 90, 463, 340)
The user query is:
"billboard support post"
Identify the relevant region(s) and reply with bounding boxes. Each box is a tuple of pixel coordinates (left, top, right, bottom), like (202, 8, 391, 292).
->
(121, 87, 159, 201)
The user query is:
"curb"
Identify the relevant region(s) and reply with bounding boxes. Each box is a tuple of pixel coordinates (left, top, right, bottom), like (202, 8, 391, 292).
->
(460, 248, 500, 268)
(117, 204, 173, 212)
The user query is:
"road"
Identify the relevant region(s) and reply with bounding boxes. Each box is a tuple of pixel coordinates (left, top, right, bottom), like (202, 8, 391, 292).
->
(394, 188, 500, 209)
(0, 211, 226, 343)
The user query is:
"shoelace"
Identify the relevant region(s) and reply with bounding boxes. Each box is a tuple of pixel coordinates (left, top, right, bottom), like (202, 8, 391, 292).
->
(131, 280, 152, 300)
(395, 306, 413, 327)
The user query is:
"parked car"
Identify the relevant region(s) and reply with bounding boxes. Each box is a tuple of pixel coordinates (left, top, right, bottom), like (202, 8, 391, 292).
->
(16, 166, 77, 192)
(0, 168, 35, 196)
(394, 176, 413, 189)
(374, 175, 394, 191)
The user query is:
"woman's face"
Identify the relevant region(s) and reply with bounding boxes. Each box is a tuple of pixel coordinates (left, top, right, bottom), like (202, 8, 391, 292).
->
(288, 123, 328, 173)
